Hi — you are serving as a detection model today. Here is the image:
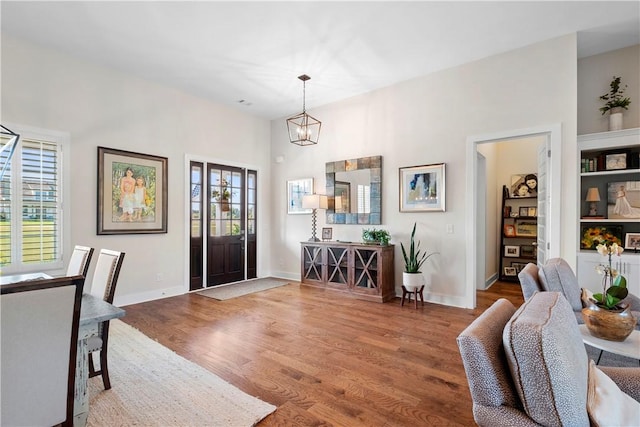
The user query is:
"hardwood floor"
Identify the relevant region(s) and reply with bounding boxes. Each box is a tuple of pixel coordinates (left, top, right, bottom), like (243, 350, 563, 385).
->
(121, 281, 524, 426)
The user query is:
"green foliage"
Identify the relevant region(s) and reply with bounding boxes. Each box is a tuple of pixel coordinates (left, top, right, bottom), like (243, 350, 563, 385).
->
(593, 274, 628, 309)
(362, 228, 390, 245)
(599, 76, 631, 115)
(400, 222, 437, 273)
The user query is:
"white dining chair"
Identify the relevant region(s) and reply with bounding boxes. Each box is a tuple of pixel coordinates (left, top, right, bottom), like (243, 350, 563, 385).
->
(66, 245, 94, 277)
(87, 248, 125, 390)
(1, 275, 85, 427)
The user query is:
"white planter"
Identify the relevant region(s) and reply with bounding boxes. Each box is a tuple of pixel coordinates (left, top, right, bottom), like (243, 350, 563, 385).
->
(402, 271, 425, 291)
(609, 110, 623, 131)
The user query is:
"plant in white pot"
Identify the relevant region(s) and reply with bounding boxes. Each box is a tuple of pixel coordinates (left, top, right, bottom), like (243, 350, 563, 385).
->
(599, 76, 631, 131)
(400, 222, 437, 291)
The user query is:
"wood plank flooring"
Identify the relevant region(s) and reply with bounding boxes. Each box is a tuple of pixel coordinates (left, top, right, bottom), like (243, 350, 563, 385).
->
(120, 281, 524, 426)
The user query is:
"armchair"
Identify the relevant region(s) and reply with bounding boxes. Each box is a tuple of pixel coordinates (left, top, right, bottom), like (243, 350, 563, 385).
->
(538, 258, 640, 328)
(457, 292, 640, 426)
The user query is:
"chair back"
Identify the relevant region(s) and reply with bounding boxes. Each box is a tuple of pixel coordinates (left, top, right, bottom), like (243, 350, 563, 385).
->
(517, 263, 542, 300)
(66, 245, 94, 277)
(1, 275, 84, 427)
(89, 249, 125, 303)
(456, 299, 522, 424)
(538, 258, 583, 311)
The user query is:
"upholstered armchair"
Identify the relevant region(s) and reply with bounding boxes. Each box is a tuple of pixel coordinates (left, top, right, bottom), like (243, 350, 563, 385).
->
(457, 292, 640, 426)
(538, 258, 640, 328)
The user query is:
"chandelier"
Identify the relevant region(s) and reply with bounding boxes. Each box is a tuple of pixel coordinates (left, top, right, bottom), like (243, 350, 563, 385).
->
(286, 74, 321, 146)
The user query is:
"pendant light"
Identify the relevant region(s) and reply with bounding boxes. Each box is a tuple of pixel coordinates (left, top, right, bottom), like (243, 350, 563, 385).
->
(286, 74, 321, 146)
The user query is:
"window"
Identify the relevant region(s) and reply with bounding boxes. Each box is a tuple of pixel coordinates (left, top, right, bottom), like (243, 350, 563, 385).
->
(0, 126, 68, 273)
(357, 184, 370, 214)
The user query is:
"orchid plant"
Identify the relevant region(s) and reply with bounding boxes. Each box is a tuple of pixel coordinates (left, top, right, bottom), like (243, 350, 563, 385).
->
(593, 243, 628, 309)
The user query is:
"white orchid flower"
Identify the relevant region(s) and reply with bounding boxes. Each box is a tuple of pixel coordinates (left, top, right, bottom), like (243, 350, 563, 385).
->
(596, 244, 608, 256)
(595, 265, 605, 275)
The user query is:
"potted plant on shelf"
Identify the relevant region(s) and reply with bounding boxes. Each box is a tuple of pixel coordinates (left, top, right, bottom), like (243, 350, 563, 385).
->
(599, 76, 631, 131)
(581, 242, 637, 341)
(362, 228, 390, 246)
(400, 222, 437, 291)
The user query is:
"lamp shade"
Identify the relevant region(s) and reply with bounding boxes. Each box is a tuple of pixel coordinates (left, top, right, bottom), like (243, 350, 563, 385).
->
(586, 187, 601, 202)
(302, 194, 328, 210)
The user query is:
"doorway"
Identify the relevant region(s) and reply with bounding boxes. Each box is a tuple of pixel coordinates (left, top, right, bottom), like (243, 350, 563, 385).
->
(189, 161, 257, 290)
(465, 124, 562, 308)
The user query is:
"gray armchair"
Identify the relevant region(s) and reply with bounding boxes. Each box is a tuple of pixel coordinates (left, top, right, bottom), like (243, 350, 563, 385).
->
(457, 292, 640, 426)
(518, 258, 640, 328)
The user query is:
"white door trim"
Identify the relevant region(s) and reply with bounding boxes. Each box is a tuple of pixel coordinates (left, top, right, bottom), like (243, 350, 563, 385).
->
(465, 123, 562, 308)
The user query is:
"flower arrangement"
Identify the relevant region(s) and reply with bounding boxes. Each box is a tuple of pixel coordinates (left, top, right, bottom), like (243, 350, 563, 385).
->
(592, 243, 628, 309)
(599, 76, 631, 115)
(581, 226, 622, 250)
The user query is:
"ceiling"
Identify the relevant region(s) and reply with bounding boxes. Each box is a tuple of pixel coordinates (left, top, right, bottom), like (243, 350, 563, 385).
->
(2, 1, 639, 120)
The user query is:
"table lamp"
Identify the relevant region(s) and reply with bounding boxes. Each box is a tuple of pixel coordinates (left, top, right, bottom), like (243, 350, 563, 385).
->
(586, 187, 601, 216)
(302, 194, 328, 241)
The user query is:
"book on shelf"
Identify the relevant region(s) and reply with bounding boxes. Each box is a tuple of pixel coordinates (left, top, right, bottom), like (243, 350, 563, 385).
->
(581, 215, 605, 220)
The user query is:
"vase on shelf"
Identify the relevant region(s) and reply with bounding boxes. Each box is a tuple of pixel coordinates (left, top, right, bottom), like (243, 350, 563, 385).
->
(581, 296, 637, 342)
(608, 107, 623, 131)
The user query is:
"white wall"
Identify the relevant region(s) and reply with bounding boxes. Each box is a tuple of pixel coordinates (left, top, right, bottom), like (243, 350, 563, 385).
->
(578, 44, 640, 135)
(1, 35, 272, 305)
(271, 35, 578, 308)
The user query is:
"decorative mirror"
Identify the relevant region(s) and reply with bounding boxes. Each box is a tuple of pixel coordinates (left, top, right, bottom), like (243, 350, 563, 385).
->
(326, 155, 382, 225)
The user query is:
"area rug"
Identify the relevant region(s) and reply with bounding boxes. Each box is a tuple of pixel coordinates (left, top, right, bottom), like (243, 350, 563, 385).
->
(585, 343, 639, 367)
(87, 320, 276, 426)
(196, 277, 292, 300)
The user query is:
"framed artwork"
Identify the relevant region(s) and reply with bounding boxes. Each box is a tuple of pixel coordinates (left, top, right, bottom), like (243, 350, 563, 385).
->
(504, 266, 517, 276)
(97, 147, 168, 235)
(509, 173, 537, 198)
(511, 262, 527, 274)
(399, 163, 445, 212)
(520, 245, 535, 258)
(624, 233, 640, 250)
(518, 207, 529, 217)
(606, 181, 640, 220)
(504, 245, 520, 257)
(581, 225, 623, 249)
(605, 153, 627, 170)
(528, 207, 537, 217)
(334, 181, 350, 213)
(504, 224, 516, 237)
(287, 178, 314, 214)
(322, 227, 333, 241)
(515, 221, 537, 237)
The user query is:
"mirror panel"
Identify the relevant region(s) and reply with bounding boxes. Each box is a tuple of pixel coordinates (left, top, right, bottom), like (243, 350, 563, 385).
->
(326, 155, 382, 225)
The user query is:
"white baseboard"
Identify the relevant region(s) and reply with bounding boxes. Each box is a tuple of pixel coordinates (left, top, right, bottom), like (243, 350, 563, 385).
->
(117, 285, 185, 307)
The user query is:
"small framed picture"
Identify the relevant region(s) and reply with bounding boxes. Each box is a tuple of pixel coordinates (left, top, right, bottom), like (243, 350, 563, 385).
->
(605, 153, 627, 170)
(624, 232, 640, 250)
(520, 245, 536, 258)
(504, 224, 516, 237)
(519, 207, 529, 217)
(528, 207, 537, 217)
(511, 262, 527, 274)
(322, 227, 333, 241)
(515, 221, 537, 237)
(504, 266, 517, 276)
(503, 205, 511, 217)
(287, 178, 314, 214)
(504, 245, 520, 257)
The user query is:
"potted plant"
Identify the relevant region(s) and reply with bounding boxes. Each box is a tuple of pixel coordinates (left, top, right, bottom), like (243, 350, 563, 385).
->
(362, 228, 390, 246)
(599, 76, 631, 131)
(211, 179, 231, 211)
(581, 242, 637, 341)
(400, 222, 437, 291)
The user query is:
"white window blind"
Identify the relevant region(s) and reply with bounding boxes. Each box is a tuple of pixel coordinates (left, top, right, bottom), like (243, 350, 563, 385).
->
(357, 184, 370, 214)
(1, 132, 64, 271)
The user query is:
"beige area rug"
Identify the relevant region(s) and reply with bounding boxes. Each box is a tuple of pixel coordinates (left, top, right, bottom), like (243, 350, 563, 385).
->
(87, 320, 276, 426)
(196, 277, 292, 300)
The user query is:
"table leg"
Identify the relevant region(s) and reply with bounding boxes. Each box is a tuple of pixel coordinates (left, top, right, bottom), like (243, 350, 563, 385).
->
(74, 324, 98, 426)
(596, 349, 603, 365)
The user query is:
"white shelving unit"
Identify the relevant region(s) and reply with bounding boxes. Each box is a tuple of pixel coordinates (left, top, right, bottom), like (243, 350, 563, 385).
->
(577, 128, 640, 296)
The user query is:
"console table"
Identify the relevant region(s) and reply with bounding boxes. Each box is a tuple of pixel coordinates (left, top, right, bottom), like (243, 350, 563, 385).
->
(300, 241, 395, 302)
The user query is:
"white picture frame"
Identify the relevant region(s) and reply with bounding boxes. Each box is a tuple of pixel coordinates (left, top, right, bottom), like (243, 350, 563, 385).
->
(287, 178, 314, 214)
